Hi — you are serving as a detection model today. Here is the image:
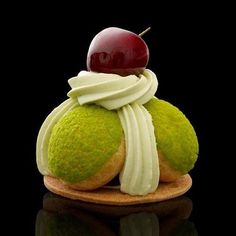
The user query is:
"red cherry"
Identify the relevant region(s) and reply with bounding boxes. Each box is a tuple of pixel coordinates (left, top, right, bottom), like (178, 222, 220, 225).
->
(87, 27, 149, 76)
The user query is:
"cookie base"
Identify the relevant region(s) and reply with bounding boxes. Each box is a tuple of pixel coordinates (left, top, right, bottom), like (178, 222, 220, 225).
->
(44, 174, 192, 206)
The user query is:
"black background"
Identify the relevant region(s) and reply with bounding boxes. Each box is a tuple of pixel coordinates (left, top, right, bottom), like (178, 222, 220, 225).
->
(5, 2, 226, 235)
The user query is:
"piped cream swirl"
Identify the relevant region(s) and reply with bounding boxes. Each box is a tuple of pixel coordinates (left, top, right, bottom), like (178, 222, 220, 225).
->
(67, 69, 158, 109)
(67, 69, 159, 195)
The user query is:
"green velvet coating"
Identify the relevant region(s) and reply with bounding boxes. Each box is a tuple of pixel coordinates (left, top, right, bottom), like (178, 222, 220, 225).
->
(144, 98, 199, 174)
(48, 104, 123, 183)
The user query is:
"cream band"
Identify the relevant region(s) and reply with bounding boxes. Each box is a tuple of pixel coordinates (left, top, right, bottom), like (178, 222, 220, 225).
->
(118, 104, 159, 195)
(36, 98, 78, 175)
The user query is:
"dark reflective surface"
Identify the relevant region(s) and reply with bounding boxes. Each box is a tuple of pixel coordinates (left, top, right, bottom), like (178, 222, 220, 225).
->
(36, 193, 197, 235)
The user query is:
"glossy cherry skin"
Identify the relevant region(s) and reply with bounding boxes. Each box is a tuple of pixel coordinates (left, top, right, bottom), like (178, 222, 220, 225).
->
(87, 27, 149, 76)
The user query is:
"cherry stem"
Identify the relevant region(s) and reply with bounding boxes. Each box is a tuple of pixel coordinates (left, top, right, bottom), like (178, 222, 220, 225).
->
(139, 27, 151, 37)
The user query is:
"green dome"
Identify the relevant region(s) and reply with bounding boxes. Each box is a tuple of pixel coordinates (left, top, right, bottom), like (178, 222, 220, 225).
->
(48, 104, 123, 183)
(144, 98, 199, 174)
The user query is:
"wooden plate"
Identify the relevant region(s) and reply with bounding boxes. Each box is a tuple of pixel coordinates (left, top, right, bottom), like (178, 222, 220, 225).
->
(44, 174, 192, 206)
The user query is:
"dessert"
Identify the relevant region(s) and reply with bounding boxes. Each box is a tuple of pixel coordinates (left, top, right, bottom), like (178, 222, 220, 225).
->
(36, 27, 199, 205)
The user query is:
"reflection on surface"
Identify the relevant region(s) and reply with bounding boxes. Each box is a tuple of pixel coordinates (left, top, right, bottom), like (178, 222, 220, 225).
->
(36, 193, 197, 235)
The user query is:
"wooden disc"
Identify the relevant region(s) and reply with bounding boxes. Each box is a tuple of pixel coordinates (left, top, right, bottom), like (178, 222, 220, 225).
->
(44, 175, 192, 206)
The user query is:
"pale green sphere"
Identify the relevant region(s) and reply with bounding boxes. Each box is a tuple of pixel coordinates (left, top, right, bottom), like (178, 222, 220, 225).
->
(48, 104, 123, 183)
(144, 98, 199, 174)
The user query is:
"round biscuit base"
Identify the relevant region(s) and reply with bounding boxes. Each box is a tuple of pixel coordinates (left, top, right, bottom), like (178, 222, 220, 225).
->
(44, 174, 192, 206)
